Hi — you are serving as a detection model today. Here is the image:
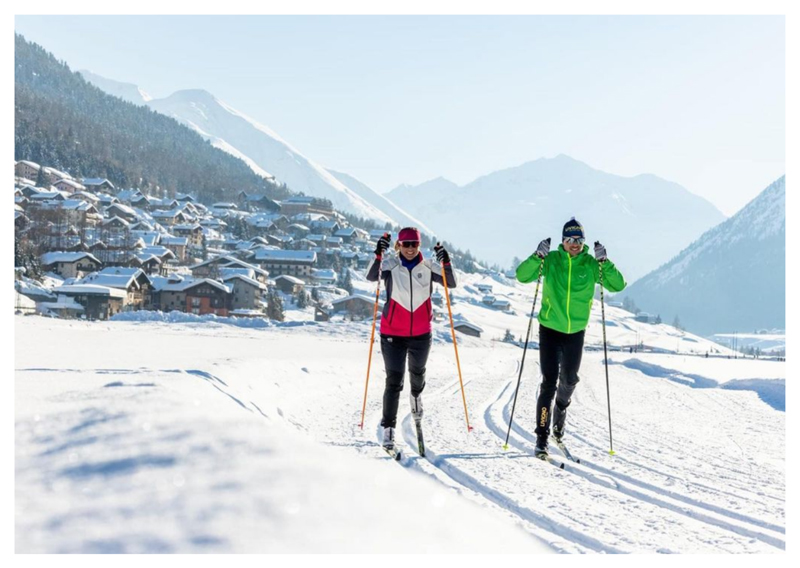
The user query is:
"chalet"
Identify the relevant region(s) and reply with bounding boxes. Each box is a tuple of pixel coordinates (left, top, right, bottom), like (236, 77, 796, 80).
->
(311, 268, 337, 285)
(266, 234, 293, 247)
(15, 160, 41, 180)
(159, 236, 189, 262)
(40, 251, 102, 279)
(176, 193, 197, 203)
(52, 284, 126, 320)
(41, 167, 73, 186)
(222, 273, 267, 312)
(101, 216, 132, 232)
(251, 250, 317, 280)
(116, 189, 145, 203)
(476, 283, 494, 294)
(152, 208, 192, 227)
(54, 179, 86, 194)
(330, 294, 383, 319)
(190, 256, 269, 283)
(128, 253, 163, 275)
(492, 299, 511, 311)
(310, 219, 341, 235)
(81, 178, 116, 193)
(158, 278, 231, 316)
(58, 200, 103, 224)
(80, 267, 153, 310)
(105, 203, 138, 222)
(454, 321, 484, 338)
(37, 296, 85, 319)
(274, 275, 305, 295)
(325, 236, 343, 249)
(280, 196, 315, 217)
(287, 224, 310, 238)
(238, 192, 281, 213)
(333, 227, 365, 244)
(172, 224, 204, 249)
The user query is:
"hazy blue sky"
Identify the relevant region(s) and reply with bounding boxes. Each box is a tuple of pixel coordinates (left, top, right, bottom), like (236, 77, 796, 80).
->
(15, 15, 784, 215)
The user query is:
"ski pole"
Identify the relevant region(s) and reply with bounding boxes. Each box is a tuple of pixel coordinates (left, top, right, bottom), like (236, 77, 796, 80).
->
(597, 252, 615, 455)
(359, 233, 388, 429)
(438, 242, 472, 432)
(503, 261, 543, 450)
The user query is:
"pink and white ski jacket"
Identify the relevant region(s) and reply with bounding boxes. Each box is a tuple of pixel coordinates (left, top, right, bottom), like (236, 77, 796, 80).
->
(366, 253, 456, 337)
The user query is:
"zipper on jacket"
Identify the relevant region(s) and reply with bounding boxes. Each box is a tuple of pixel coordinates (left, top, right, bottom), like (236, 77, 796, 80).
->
(409, 267, 414, 335)
(567, 254, 573, 333)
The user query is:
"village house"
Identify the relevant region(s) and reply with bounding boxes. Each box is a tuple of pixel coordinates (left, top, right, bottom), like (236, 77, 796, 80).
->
(172, 223, 204, 249)
(330, 294, 383, 320)
(250, 249, 317, 280)
(157, 278, 232, 316)
(81, 178, 116, 193)
(159, 236, 189, 262)
(274, 274, 305, 295)
(104, 203, 139, 223)
(191, 256, 270, 283)
(152, 208, 192, 227)
(54, 179, 86, 194)
(80, 267, 153, 310)
(40, 251, 102, 279)
(453, 321, 484, 338)
(41, 167, 73, 186)
(15, 160, 41, 180)
(222, 273, 267, 313)
(52, 284, 126, 320)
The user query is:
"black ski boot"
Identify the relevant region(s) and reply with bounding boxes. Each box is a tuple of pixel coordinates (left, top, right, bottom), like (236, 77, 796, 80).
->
(552, 402, 567, 443)
(534, 435, 549, 459)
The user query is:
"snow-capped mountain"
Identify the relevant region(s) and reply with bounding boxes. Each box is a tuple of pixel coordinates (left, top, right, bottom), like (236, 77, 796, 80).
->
(79, 69, 152, 105)
(620, 176, 785, 335)
(79, 71, 430, 229)
(386, 155, 727, 281)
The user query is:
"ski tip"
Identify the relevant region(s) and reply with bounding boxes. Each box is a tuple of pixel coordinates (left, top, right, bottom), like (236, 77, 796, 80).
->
(559, 463, 565, 470)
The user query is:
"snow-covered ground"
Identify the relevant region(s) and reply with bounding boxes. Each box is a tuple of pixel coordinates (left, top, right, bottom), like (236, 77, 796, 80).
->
(15, 270, 785, 553)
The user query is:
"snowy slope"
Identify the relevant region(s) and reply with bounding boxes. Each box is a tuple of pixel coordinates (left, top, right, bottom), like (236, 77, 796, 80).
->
(15, 264, 784, 553)
(80, 71, 432, 228)
(621, 176, 786, 335)
(78, 70, 152, 105)
(386, 156, 727, 282)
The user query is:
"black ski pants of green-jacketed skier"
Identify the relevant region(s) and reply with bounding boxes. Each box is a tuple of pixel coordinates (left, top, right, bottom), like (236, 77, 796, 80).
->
(535, 324, 585, 440)
(380, 333, 431, 428)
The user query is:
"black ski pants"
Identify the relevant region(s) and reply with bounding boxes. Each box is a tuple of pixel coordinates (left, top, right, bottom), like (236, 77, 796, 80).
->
(380, 333, 432, 428)
(535, 324, 585, 438)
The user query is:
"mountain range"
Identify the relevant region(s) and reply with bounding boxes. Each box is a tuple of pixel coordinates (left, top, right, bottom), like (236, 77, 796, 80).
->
(619, 176, 785, 335)
(79, 70, 432, 233)
(386, 156, 727, 281)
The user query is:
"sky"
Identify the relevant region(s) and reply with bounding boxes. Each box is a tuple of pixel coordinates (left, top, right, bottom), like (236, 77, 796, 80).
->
(14, 15, 785, 215)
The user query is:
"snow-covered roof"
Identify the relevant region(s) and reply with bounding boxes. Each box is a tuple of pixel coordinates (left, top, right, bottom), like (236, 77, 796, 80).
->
(312, 269, 337, 279)
(160, 236, 189, 246)
(160, 278, 231, 294)
(54, 284, 127, 299)
(454, 321, 484, 333)
(222, 273, 266, 290)
(17, 160, 40, 170)
(252, 250, 317, 263)
(275, 275, 304, 285)
(40, 252, 101, 266)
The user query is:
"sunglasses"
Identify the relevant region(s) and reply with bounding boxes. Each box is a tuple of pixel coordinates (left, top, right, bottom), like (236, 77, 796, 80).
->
(564, 237, 585, 245)
(400, 241, 420, 248)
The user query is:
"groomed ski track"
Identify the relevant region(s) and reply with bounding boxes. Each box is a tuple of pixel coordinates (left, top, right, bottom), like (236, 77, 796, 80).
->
(359, 351, 785, 553)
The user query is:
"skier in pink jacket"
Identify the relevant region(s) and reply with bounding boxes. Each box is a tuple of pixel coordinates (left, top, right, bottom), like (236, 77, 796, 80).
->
(366, 227, 456, 453)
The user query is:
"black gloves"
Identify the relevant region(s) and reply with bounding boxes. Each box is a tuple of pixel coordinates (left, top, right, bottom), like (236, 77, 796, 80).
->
(594, 241, 607, 263)
(535, 238, 551, 259)
(374, 234, 390, 256)
(434, 243, 450, 264)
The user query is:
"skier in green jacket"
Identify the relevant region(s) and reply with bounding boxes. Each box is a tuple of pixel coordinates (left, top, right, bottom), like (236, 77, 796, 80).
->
(516, 218, 626, 458)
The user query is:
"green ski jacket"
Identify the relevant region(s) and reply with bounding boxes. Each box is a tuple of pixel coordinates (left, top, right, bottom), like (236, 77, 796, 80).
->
(516, 244, 626, 334)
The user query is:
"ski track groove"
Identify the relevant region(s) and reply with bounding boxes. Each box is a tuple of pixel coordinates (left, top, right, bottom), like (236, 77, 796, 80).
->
(493, 367, 785, 551)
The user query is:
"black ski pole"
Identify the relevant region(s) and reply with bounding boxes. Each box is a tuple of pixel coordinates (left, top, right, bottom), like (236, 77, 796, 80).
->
(597, 252, 615, 455)
(503, 262, 543, 450)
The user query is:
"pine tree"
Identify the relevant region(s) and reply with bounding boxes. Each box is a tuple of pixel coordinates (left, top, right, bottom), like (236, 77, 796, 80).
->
(672, 315, 682, 331)
(502, 329, 515, 343)
(341, 268, 353, 294)
(296, 289, 308, 309)
(267, 288, 285, 321)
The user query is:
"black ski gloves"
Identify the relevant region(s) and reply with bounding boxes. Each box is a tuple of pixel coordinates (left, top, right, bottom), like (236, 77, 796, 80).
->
(434, 243, 450, 264)
(374, 234, 391, 256)
(535, 238, 551, 259)
(594, 241, 607, 263)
